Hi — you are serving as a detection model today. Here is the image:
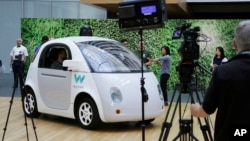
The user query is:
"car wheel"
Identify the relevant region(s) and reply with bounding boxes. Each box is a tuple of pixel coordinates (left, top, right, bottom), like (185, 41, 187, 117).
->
(22, 89, 40, 117)
(139, 118, 155, 125)
(75, 97, 101, 130)
(144, 118, 155, 124)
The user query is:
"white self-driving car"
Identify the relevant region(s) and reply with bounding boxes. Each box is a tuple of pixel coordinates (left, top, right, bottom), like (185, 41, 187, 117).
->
(23, 36, 164, 129)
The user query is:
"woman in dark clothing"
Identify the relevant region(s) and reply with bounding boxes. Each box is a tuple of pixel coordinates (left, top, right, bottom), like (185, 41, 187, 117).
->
(211, 46, 228, 71)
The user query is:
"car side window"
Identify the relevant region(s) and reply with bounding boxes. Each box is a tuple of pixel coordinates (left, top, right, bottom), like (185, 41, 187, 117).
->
(38, 44, 71, 69)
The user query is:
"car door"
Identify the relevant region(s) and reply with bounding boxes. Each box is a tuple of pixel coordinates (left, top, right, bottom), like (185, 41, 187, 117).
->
(37, 43, 72, 110)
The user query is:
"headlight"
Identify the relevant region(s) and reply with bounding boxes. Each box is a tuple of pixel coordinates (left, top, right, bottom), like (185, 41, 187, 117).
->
(157, 84, 164, 100)
(110, 87, 122, 103)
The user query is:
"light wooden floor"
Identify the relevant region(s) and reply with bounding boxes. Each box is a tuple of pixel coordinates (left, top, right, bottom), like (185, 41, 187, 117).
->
(0, 97, 215, 141)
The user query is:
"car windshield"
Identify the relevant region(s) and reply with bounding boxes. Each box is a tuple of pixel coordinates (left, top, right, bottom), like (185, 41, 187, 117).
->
(77, 40, 148, 73)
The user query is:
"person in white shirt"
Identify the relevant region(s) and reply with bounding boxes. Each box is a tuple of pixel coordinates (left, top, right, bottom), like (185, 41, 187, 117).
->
(10, 38, 28, 88)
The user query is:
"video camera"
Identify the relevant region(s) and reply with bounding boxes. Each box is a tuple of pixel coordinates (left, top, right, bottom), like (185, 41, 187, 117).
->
(118, 0, 166, 31)
(173, 23, 200, 84)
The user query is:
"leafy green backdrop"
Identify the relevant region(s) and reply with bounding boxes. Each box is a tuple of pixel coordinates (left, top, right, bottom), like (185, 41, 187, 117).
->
(21, 18, 243, 90)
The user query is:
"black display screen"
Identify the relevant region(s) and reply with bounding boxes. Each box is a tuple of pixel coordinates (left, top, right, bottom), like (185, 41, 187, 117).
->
(140, 5, 156, 14)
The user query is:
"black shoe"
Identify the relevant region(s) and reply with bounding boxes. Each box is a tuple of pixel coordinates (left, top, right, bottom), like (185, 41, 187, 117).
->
(164, 101, 168, 106)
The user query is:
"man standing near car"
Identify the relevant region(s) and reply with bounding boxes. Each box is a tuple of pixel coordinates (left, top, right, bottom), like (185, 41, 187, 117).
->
(133, 39, 152, 68)
(10, 38, 28, 88)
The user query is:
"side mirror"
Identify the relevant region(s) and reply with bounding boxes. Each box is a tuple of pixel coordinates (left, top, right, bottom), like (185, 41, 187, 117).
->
(63, 60, 88, 72)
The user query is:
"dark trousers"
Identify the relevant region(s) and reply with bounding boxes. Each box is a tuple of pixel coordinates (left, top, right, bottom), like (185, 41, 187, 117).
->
(12, 61, 24, 87)
(160, 73, 170, 102)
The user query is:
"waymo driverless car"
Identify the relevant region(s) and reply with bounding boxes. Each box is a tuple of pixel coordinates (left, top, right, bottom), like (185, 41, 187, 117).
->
(23, 36, 164, 129)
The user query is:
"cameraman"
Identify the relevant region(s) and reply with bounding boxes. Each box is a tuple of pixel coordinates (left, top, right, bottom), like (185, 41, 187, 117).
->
(10, 38, 28, 88)
(190, 20, 250, 141)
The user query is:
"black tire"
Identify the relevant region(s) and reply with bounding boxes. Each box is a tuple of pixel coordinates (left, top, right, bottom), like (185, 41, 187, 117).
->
(144, 118, 155, 124)
(75, 97, 101, 130)
(22, 89, 40, 117)
(139, 118, 155, 125)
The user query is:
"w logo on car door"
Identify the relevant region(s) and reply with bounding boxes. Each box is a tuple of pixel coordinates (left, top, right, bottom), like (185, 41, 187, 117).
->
(74, 74, 85, 83)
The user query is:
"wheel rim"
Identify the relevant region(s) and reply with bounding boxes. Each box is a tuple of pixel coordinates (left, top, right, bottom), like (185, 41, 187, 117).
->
(79, 102, 93, 126)
(24, 94, 35, 114)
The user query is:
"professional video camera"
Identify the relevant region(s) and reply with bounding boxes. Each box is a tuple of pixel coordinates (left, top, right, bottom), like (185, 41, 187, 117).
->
(159, 23, 213, 141)
(118, 0, 166, 31)
(172, 23, 200, 85)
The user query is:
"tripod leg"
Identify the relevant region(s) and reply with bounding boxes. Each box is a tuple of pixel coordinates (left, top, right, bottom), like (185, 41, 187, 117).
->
(204, 118, 213, 140)
(196, 117, 213, 141)
(2, 87, 16, 141)
(172, 131, 183, 141)
(172, 119, 199, 141)
(172, 83, 202, 141)
(18, 74, 31, 141)
(21, 79, 39, 141)
(23, 107, 30, 141)
(159, 84, 182, 141)
(172, 131, 198, 141)
(188, 131, 199, 141)
(192, 88, 213, 141)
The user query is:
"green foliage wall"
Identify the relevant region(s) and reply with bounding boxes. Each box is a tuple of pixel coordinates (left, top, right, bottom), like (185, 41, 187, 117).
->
(21, 18, 243, 89)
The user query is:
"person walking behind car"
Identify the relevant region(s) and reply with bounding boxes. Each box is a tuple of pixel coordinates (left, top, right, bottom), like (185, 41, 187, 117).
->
(190, 20, 250, 141)
(210, 46, 228, 72)
(32, 35, 49, 61)
(120, 39, 128, 47)
(10, 38, 28, 88)
(151, 46, 171, 106)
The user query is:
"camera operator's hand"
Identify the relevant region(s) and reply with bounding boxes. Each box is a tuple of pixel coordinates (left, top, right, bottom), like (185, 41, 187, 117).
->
(190, 103, 208, 118)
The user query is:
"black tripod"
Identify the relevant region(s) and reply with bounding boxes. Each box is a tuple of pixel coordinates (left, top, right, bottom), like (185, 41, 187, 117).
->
(158, 63, 213, 141)
(138, 28, 149, 141)
(2, 65, 38, 141)
(158, 82, 213, 141)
